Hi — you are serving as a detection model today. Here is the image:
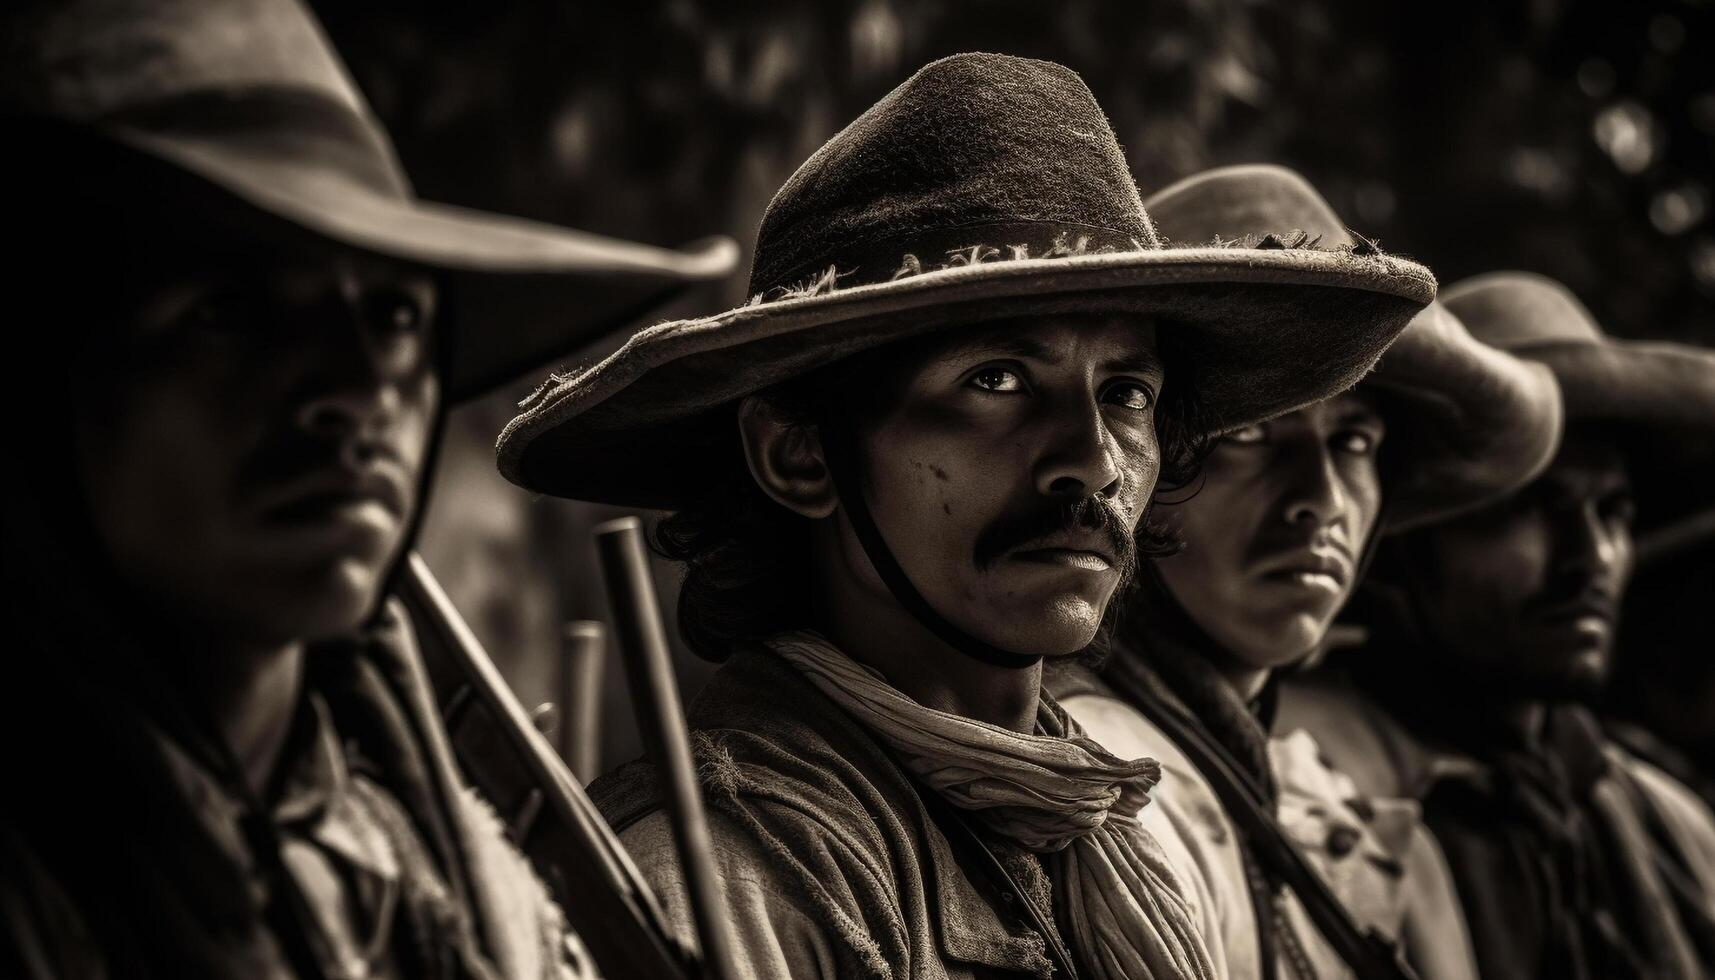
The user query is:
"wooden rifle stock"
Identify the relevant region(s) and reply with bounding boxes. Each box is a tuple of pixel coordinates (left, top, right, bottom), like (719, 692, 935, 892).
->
(398, 553, 702, 980)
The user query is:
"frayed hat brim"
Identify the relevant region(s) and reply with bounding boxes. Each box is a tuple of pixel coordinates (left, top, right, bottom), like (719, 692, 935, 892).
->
(498, 245, 1434, 507)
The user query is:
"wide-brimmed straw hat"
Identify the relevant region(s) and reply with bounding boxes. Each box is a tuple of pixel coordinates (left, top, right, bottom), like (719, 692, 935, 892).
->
(498, 54, 1435, 506)
(1, 0, 738, 400)
(1442, 272, 1715, 531)
(1143, 164, 1564, 531)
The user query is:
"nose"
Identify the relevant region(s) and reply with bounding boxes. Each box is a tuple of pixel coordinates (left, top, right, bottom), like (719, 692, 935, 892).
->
(1555, 501, 1629, 583)
(1280, 443, 1348, 528)
(294, 269, 406, 440)
(1034, 397, 1125, 499)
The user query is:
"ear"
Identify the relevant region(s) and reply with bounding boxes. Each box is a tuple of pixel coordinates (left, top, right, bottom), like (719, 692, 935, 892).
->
(738, 395, 838, 519)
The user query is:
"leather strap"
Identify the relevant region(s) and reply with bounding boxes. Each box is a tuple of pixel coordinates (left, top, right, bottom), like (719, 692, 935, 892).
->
(1128, 686, 1419, 980)
(822, 425, 1042, 669)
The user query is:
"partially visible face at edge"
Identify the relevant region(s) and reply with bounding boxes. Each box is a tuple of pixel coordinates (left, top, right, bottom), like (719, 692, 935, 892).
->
(748, 315, 1165, 658)
(1153, 391, 1387, 671)
(1401, 431, 1635, 700)
(73, 219, 441, 652)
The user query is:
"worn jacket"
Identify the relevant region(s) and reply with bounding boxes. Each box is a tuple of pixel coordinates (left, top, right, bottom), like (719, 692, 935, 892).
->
(593, 647, 1106, 980)
(1281, 670, 1715, 980)
(1048, 657, 1477, 980)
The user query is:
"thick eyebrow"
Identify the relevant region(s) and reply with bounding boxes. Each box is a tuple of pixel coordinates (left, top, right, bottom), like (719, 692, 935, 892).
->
(932, 333, 1059, 365)
(1103, 351, 1166, 378)
(1335, 405, 1386, 428)
(930, 332, 1163, 376)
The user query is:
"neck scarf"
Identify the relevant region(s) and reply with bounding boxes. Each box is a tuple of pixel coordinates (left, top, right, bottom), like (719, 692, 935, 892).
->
(767, 631, 1215, 980)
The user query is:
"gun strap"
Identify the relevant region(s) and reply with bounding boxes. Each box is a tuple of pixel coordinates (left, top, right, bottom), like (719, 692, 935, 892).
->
(909, 777, 1082, 979)
(1129, 687, 1419, 980)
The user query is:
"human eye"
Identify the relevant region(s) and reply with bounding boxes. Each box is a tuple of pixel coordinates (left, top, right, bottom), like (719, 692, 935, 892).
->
(1334, 428, 1382, 455)
(967, 364, 1027, 393)
(1224, 423, 1267, 445)
(1600, 490, 1637, 525)
(1102, 379, 1156, 412)
(365, 283, 434, 336)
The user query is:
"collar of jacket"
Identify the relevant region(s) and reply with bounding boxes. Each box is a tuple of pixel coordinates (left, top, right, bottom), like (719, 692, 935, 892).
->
(594, 646, 1061, 979)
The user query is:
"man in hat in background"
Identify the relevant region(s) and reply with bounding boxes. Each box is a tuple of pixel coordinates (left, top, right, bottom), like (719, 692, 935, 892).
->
(1047, 165, 1561, 980)
(0, 0, 733, 977)
(499, 55, 1436, 979)
(1281, 272, 1715, 979)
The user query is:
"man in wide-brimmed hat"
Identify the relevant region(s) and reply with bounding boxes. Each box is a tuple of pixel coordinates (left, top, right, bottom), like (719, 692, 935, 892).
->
(1282, 272, 1715, 979)
(0, 0, 734, 976)
(500, 55, 1437, 979)
(1047, 165, 1560, 980)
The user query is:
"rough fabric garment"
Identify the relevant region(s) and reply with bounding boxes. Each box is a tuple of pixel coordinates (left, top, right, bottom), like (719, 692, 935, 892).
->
(1417, 708, 1715, 980)
(0, 602, 580, 980)
(766, 631, 1215, 980)
(1287, 654, 1715, 980)
(594, 643, 1210, 979)
(1049, 660, 1460, 980)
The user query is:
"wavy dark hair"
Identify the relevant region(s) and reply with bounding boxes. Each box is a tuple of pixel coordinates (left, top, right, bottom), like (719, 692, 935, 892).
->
(651, 327, 1214, 662)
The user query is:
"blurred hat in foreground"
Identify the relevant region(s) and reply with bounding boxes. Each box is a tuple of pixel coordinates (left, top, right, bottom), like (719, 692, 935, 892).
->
(1144, 164, 1564, 532)
(0, 0, 738, 399)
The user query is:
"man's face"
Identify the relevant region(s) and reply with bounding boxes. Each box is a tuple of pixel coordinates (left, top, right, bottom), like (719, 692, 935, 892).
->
(849, 316, 1164, 656)
(1155, 392, 1386, 669)
(75, 228, 440, 650)
(1406, 433, 1635, 699)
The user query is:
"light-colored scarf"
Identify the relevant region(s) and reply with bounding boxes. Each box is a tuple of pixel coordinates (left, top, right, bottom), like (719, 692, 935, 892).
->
(767, 631, 1215, 980)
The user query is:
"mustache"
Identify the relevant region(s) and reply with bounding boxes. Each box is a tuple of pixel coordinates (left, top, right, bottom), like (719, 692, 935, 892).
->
(973, 496, 1138, 580)
(236, 425, 409, 496)
(1248, 532, 1356, 571)
(1526, 576, 1620, 621)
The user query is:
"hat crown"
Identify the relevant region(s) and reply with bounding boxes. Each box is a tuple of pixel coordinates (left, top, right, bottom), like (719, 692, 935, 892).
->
(1441, 272, 1606, 350)
(1143, 164, 1353, 248)
(3, 0, 367, 122)
(748, 53, 1160, 296)
(2, 0, 406, 198)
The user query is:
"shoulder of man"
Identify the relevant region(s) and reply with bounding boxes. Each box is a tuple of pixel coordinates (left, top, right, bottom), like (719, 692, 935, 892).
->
(1276, 671, 1462, 801)
(593, 647, 926, 859)
(1605, 735, 1715, 892)
(590, 647, 955, 979)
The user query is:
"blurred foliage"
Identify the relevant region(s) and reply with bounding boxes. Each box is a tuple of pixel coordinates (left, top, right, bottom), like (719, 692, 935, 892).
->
(312, 0, 1714, 774)
(317, 0, 1715, 342)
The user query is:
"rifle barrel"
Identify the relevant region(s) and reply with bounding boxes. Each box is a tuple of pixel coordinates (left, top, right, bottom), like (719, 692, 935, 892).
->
(594, 518, 742, 980)
(399, 553, 697, 980)
(560, 621, 606, 783)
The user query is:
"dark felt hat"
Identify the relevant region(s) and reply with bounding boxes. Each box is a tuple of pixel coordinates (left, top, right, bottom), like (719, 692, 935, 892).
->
(1441, 272, 1715, 529)
(1143, 165, 1564, 531)
(1, 0, 738, 400)
(498, 54, 1435, 506)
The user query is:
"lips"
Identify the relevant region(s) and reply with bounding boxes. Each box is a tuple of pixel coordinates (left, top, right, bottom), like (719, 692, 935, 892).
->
(1008, 530, 1119, 571)
(1254, 549, 1352, 593)
(1537, 594, 1618, 625)
(257, 462, 410, 525)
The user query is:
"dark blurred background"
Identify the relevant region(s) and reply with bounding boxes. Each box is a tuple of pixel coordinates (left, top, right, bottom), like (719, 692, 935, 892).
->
(308, 0, 1715, 777)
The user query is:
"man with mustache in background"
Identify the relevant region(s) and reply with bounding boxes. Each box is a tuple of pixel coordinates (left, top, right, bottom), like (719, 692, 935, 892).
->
(497, 58, 1437, 980)
(1049, 166, 1564, 980)
(0, 0, 734, 976)
(1283, 272, 1715, 980)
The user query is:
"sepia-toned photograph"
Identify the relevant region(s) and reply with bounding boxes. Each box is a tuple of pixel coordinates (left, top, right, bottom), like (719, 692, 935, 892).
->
(2, 1, 1711, 977)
